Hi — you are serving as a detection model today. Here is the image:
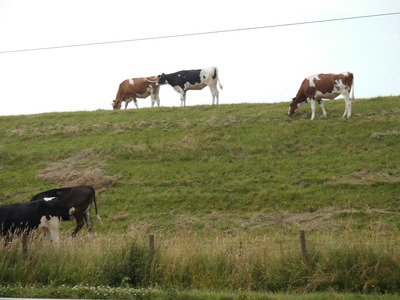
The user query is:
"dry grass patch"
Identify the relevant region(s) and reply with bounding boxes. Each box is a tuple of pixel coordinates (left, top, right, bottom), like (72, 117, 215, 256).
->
(371, 130, 400, 138)
(177, 118, 191, 128)
(9, 124, 82, 137)
(330, 169, 400, 186)
(38, 149, 121, 191)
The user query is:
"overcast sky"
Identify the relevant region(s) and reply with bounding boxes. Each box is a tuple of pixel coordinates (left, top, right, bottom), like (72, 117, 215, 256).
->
(0, 0, 399, 116)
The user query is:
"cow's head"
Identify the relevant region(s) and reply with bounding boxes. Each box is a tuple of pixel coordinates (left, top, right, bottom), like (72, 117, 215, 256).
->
(157, 73, 168, 85)
(112, 99, 121, 110)
(288, 98, 301, 116)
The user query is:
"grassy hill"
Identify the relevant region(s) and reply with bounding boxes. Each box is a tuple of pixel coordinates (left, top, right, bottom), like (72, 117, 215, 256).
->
(1, 96, 400, 234)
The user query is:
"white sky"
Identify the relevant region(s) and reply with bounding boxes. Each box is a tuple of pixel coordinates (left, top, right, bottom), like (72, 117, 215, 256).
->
(0, 0, 399, 116)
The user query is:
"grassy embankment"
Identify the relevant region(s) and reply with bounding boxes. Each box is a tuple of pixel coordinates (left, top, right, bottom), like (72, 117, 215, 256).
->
(0, 96, 400, 298)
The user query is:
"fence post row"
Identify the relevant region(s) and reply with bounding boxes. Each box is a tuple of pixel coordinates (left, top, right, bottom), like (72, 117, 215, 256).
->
(21, 232, 308, 264)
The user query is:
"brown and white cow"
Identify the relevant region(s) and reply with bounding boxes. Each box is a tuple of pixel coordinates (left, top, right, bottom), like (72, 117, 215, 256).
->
(288, 72, 354, 120)
(112, 76, 160, 110)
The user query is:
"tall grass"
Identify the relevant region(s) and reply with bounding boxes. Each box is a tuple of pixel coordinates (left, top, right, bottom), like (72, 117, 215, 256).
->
(1, 228, 400, 293)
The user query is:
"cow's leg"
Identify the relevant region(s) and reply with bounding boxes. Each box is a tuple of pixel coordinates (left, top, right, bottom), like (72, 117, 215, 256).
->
(150, 94, 160, 107)
(180, 92, 186, 107)
(310, 99, 317, 120)
(209, 85, 219, 105)
(83, 211, 94, 236)
(342, 93, 352, 118)
(133, 97, 139, 109)
(43, 228, 52, 242)
(47, 226, 60, 244)
(155, 93, 160, 107)
(343, 101, 348, 118)
(72, 214, 85, 237)
(318, 99, 328, 117)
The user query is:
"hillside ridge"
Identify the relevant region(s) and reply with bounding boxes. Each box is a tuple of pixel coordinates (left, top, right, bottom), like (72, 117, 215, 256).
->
(1, 96, 399, 234)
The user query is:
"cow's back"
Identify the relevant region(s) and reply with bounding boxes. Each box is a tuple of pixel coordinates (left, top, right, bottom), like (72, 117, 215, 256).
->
(31, 187, 70, 202)
(120, 78, 155, 97)
(0, 201, 43, 234)
(168, 70, 202, 88)
(31, 186, 94, 207)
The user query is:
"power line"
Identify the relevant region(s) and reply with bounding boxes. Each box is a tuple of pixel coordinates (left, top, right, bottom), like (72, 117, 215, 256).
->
(1, 12, 399, 54)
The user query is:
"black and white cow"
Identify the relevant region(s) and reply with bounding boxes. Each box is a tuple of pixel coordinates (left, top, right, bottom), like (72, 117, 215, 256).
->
(31, 185, 101, 237)
(157, 67, 223, 106)
(0, 197, 75, 246)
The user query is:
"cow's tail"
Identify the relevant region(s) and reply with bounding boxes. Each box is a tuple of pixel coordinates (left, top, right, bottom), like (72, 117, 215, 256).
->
(215, 67, 223, 90)
(90, 186, 102, 224)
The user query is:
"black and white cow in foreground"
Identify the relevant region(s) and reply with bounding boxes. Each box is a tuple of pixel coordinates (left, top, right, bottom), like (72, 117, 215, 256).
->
(157, 67, 223, 106)
(31, 185, 101, 237)
(0, 198, 75, 246)
(288, 72, 354, 120)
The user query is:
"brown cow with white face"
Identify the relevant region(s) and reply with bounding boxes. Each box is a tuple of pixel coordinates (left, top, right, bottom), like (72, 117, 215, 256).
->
(288, 72, 354, 120)
(112, 76, 160, 110)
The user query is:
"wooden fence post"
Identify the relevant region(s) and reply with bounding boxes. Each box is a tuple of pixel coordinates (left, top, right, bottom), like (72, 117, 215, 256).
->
(22, 233, 28, 257)
(149, 234, 155, 261)
(299, 230, 307, 264)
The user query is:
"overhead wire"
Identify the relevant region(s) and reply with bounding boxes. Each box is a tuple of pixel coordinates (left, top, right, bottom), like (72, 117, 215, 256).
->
(0, 12, 399, 54)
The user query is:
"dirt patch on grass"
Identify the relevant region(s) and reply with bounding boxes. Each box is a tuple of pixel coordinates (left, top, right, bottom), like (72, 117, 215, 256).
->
(38, 149, 122, 192)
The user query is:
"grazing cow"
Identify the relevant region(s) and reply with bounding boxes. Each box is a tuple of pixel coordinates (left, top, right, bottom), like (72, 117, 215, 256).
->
(288, 72, 354, 120)
(31, 186, 101, 237)
(157, 67, 223, 106)
(112, 76, 160, 109)
(0, 198, 75, 246)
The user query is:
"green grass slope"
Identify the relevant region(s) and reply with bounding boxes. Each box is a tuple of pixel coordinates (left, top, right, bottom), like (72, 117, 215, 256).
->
(1, 96, 399, 234)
